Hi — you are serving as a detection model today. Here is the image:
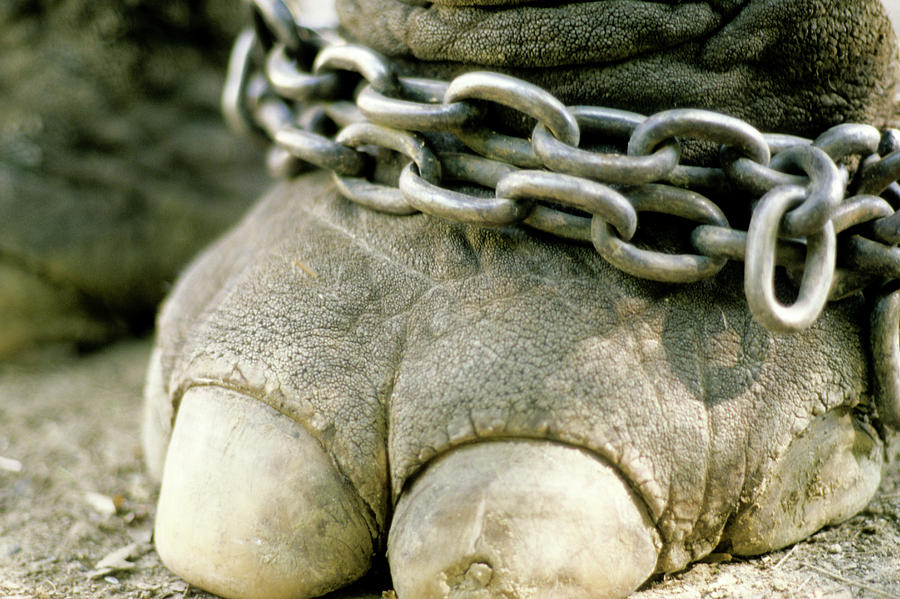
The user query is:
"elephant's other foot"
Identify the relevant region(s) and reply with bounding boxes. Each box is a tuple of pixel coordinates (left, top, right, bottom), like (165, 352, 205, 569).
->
(153, 386, 377, 599)
(389, 441, 661, 599)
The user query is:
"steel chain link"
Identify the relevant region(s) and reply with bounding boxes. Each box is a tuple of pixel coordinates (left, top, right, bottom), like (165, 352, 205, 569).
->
(226, 0, 900, 426)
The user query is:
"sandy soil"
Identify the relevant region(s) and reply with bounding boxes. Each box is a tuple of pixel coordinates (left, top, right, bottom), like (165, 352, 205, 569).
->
(0, 339, 897, 599)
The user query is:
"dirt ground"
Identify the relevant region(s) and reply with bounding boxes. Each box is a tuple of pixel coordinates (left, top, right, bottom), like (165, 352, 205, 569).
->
(0, 339, 897, 599)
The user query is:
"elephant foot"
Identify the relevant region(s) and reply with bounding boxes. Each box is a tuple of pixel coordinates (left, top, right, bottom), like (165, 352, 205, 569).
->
(143, 173, 886, 599)
(388, 441, 661, 599)
(153, 386, 377, 599)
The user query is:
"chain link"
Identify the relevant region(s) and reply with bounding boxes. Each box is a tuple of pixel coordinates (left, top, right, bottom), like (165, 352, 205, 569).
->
(591, 185, 729, 284)
(224, 0, 900, 427)
(744, 185, 837, 332)
(533, 106, 681, 185)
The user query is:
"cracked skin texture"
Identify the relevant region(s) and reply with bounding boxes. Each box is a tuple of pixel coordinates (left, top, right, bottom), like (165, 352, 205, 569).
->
(336, 0, 899, 139)
(150, 169, 872, 574)
(145, 0, 900, 592)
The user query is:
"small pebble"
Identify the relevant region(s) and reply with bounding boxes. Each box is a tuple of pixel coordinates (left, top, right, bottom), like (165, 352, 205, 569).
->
(0, 456, 23, 473)
(84, 492, 117, 516)
(104, 576, 119, 585)
(464, 562, 493, 588)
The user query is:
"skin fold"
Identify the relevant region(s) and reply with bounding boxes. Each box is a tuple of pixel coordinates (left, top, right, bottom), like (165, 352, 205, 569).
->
(144, 1, 900, 598)
(336, 0, 899, 137)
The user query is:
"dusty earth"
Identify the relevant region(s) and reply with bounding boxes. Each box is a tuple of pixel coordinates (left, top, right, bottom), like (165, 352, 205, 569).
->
(0, 339, 897, 599)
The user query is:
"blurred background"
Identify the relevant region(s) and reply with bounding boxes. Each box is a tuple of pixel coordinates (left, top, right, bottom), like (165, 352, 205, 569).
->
(0, 0, 268, 358)
(888, 0, 900, 37)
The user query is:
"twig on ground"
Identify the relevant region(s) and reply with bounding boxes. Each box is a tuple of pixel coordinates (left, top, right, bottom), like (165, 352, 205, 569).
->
(799, 562, 900, 599)
(771, 544, 797, 570)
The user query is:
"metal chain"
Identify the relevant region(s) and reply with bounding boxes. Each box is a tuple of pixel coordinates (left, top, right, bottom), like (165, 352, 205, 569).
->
(226, 0, 900, 425)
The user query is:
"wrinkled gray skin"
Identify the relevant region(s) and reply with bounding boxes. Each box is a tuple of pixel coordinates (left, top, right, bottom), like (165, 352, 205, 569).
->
(0, 0, 264, 357)
(145, 1, 900, 599)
